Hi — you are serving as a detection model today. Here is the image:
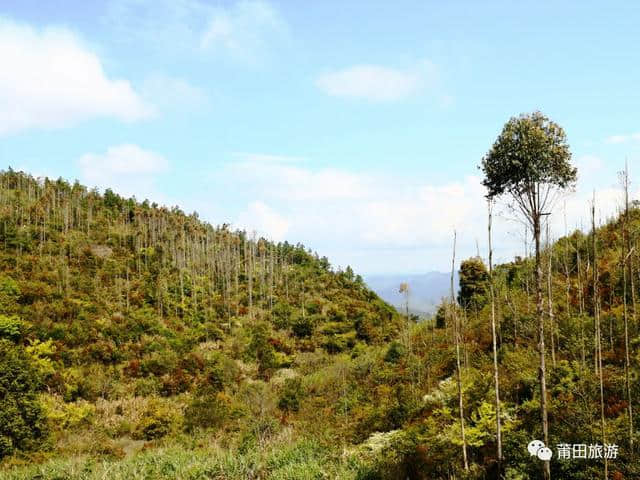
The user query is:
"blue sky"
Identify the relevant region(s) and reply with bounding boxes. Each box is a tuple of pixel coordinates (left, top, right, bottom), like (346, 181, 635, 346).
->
(1, 0, 639, 274)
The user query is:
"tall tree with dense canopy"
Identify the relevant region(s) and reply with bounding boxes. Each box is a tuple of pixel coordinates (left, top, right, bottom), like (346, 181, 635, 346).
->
(480, 111, 577, 480)
(458, 256, 489, 313)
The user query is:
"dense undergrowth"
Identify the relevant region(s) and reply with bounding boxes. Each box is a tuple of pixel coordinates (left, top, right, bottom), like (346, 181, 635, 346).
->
(2, 169, 640, 479)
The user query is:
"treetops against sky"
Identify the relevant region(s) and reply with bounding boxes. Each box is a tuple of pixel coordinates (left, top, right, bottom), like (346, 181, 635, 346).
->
(1, 0, 639, 274)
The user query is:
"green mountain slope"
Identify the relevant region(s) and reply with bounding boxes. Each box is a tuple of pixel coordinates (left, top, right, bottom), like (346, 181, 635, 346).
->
(2, 168, 640, 480)
(0, 170, 398, 354)
(0, 170, 405, 475)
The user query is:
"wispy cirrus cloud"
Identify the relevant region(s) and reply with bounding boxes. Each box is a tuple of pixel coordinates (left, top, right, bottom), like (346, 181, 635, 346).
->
(106, 0, 288, 63)
(606, 132, 640, 144)
(201, 0, 287, 62)
(141, 74, 209, 112)
(0, 17, 152, 136)
(315, 60, 445, 103)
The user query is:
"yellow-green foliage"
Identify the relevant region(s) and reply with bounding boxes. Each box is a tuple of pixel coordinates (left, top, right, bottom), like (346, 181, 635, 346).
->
(25, 339, 56, 379)
(40, 395, 94, 431)
(134, 398, 180, 441)
(4, 169, 640, 479)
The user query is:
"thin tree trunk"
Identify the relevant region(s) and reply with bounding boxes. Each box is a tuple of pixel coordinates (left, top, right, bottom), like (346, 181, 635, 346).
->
(592, 193, 608, 480)
(488, 201, 503, 467)
(451, 230, 468, 471)
(534, 208, 551, 480)
(621, 163, 634, 454)
(576, 234, 586, 368)
(563, 206, 571, 317)
(546, 223, 556, 368)
(248, 238, 254, 320)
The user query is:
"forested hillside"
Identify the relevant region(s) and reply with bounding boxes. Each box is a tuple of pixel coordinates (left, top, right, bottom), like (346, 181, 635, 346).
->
(0, 170, 404, 478)
(1, 167, 640, 480)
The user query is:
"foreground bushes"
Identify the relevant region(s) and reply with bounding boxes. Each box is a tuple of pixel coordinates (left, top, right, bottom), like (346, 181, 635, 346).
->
(0, 440, 362, 480)
(0, 341, 47, 459)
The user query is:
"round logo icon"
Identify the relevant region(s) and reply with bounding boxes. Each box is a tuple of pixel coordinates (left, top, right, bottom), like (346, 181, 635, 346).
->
(527, 440, 552, 461)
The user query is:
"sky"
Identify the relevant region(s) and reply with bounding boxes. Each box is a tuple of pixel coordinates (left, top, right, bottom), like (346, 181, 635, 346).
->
(1, 0, 640, 274)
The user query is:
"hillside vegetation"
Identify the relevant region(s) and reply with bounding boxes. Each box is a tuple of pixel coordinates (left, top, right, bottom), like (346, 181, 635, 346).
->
(1, 168, 640, 479)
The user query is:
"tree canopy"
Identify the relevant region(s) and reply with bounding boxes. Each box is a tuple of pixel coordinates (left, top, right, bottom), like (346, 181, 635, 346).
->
(481, 111, 576, 223)
(458, 257, 488, 311)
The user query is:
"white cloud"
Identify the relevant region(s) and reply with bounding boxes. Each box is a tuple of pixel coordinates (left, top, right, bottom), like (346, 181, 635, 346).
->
(141, 74, 209, 112)
(201, 0, 287, 61)
(0, 18, 152, 136)
(229, 156, 370, 200)
(575, 154, 603, 174)
(77, 144, 168, 200)
(606, 132, 640, 144)
(316, 61, 440, 102)
(235, 201, 290, 241)
(212, 155, 502, 272)
(106, 0, 210, 51)
(106, 0, 287, 63)
(209, 153, 637, 273)
(358, 177, 486, 248)
(233, 153, 305, 164)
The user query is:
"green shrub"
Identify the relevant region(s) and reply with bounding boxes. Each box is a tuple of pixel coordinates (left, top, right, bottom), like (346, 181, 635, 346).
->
(278, 377, 304, 413)
(183, 392, 231, 433)
(134, 376, 160, 396)
(384, 341, 405, 363)
(198, 353, 239, 393)
(0, 315, 23, 341)
(0, 276, 20, 311)
(292, 316, 314, 338)
(0, 340, 48, 458)
(134, 399, 176, 440)
(160, 368, 192, 396)
(248, 323, 278, 378)
(140, 350, 178, 377)
(272, 302, 293, 329)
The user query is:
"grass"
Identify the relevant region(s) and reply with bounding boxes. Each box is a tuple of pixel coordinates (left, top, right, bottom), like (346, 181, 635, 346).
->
(0, 438, 362, 480)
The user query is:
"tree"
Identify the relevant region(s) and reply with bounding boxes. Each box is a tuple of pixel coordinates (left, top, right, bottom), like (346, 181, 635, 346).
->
(481, 111, 577, 480)
(450, 231, 469, 471)
(399, 282, 411, 352)
(592, 193, 608, 480)
(620, 163, 634, 455)
(248, 323, 278, 379)
(458, 257, 489, 312)
(0, 340, 48, 458)
(434, 304, 447, 329)
(487, 200, 503, 468)
(399, 282, 410, 322)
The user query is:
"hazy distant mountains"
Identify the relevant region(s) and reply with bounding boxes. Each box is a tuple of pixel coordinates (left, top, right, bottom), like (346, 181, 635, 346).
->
(364, 271, 458, 316)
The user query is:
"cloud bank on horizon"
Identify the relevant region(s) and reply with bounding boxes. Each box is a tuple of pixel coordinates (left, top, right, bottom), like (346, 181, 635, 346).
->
(2, 0, 640, 274)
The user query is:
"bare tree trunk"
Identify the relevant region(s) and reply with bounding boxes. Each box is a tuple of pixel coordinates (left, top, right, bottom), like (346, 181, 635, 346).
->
(488, 201, 503, 468)
(592, 193, 608, 480)
(451, 230, 469, 472)
(576, 231, 586, 368)
(525, 225, 532, 315)
(534, 209, 551, 480)
(546, 223, 557, 368)
(248, 237, 254, 321)
(621, 163, 634, 454)
(563, 206, 571, 316)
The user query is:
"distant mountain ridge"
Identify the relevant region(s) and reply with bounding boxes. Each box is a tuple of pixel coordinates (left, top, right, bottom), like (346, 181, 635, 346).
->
(364, 271, 459, 315)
